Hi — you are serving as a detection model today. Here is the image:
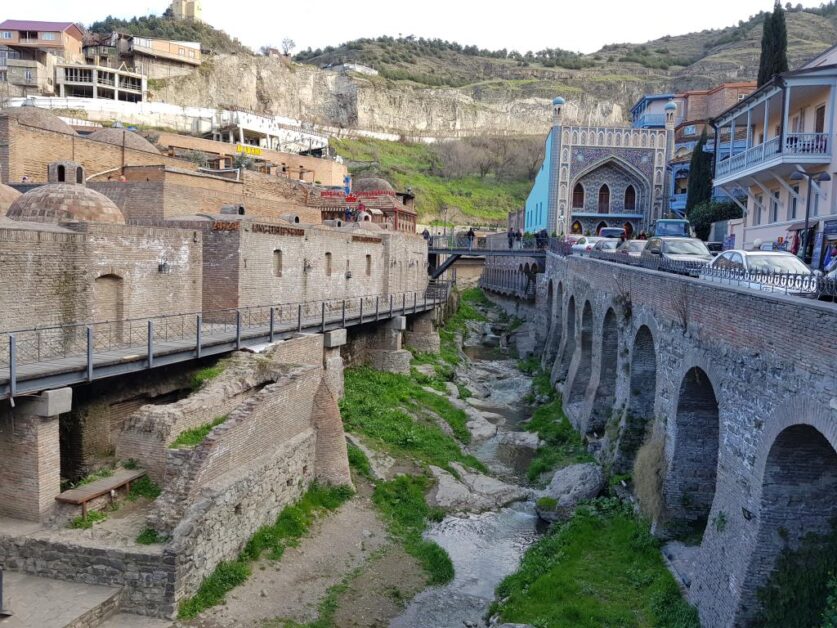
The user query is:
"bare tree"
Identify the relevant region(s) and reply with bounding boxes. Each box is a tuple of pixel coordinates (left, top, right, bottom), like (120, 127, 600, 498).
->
(282, 38, 296, 56)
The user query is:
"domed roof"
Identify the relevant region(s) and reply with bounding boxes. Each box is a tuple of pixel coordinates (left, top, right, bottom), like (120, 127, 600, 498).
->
(88, 127, 160, 154)
(552, 96, 566, 106)
(6, 184, 125, 225)
(664, 101, 678, 111)
(0, 183, 21, 214)
(1, 106, 76, 135)
(352, 177, 395, 194)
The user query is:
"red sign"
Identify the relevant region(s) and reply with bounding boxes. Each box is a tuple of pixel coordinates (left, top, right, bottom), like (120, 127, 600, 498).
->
(345, 195, 358, 203)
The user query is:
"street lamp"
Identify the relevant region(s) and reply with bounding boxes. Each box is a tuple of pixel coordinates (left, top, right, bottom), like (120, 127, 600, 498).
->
(789, 170, 831, 263)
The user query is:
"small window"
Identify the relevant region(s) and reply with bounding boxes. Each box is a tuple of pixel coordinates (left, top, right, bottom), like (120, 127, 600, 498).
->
(790, 186, 799, 220)
(770, 191, 779, 223)
(684, 125, 696, 136)
(572, 183, 584, 208)
(273, 249, 282, 277)
(189, 49, 195, 58)
(1, 32, 11, 40)
(76, 167, 83, 184)
(178, 47, 185, 56)
(41, 32, 56, 41)
(57, 164, 65, 182)
(365, 254, 371, 276)
(325, 252, 332, 277)
(624, 185, 636, 211)
(24, 70, 32, 81)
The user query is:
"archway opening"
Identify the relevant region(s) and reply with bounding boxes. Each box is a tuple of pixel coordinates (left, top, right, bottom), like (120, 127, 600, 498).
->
(624, 185, 636, 211)
(666, 367, 719, 540)
(572, 183, 585, 208)
(595, 221, 608, 235)
(590, 308, 618, 433)
(739, 425, 837, 625)
(544, 282, 563, 368)
(617, 326, 656, 473)
(556, 296, 576, 382)
(598, 184, 610, 213)
(571, 220, 582, 234)
(567, 301, 593, 408)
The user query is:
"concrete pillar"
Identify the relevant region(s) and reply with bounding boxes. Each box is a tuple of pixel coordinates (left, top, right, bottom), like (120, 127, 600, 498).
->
(368, 316, 411, 374)
(0, 388, 71, 522)
(323, 329, 347, 400)
(404, 311, 441, 354)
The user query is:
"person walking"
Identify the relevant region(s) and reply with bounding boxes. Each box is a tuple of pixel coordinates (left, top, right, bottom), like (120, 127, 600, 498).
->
(507, 227, 515, 249)
(422, 228, 430, 241)
(467, 227, 476, 251)
(515, 228, 523, 250)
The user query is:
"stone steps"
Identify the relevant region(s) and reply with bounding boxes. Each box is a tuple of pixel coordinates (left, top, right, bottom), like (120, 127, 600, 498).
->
(1, 571, 121, 628)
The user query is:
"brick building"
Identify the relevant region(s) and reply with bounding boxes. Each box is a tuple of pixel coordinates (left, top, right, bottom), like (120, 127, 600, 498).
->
(315, 176, 418, 234)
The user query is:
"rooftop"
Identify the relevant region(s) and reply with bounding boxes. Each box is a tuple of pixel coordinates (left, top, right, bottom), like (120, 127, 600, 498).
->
(0, 20, 83, 38)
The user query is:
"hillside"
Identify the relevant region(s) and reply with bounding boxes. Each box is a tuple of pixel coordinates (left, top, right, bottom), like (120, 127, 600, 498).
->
(88, 14, 251, 55)
(331, 137, 535, 225)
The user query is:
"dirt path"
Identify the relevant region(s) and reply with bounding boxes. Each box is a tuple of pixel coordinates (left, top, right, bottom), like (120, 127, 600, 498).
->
(190, 489, 389, 627)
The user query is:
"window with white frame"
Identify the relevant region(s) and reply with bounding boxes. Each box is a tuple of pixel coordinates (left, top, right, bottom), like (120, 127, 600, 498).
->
(1, 32, 11, 40)
(41, 32, 56, 41)
(790, 186, 799, 220)
(770, 191, 779, 223)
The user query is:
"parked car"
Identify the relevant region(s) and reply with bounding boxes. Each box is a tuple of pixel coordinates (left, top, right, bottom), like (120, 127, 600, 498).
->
(598, 227, 626, 239)
(571, 236, 604, 255)
(617, 240, 648, 258)
(700, 250, 818, 296)
(642, 237, 714, 264)
(653, 219, 692, 238)
(706, 242, 724, 255)
(592, 239, 620, 253)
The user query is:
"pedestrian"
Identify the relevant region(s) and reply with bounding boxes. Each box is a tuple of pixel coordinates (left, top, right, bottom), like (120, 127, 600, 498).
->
(515, 228, 523, 249)
(467, 227, 475, 251)
(507, 227, 514, 249)
(422, 227, 430, 241)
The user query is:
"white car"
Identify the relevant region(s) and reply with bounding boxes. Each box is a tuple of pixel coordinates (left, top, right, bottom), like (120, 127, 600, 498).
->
(700, 250, 817, 296)
(617, 240, 648, 258)
(571, 236, 605, 256)
(592, 239, 620, 253)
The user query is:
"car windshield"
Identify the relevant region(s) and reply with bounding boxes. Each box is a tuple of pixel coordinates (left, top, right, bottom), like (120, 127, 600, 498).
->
(656, 222, 689, 236)
(625, 241, 646, 251)
(598, 240, 618, 249)
(663, 240, 710, 255)
(748, 254, 811, 274)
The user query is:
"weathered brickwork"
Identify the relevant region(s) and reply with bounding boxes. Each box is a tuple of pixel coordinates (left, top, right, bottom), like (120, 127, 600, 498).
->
(526, 254, 837, 626)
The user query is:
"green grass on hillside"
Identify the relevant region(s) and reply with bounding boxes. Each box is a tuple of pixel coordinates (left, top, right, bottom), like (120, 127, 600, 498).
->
(492, 498, 700, 627)
(331, 137, 529, 224)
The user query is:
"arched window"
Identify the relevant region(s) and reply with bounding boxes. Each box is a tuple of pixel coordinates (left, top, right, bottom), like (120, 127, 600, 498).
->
(624, 185, 636, 211)
(57, 165, 66, 182)
(596, 221, 608, 235)
(598, 184, 610, 214)
(572, 183, 585, 208)
(76, 167, 84, 184)
(365, 254, 372, 276)
(325, 252, 332, 277)
(571, 220, 582, 234)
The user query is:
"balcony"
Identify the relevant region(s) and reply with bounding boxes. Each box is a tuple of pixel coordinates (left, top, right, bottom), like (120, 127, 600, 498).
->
(715, 133, 831, 182)
(633, 113, 683, 129)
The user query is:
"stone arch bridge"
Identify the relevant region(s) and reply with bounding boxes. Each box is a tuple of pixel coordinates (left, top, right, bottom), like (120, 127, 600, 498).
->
(494, 252, 837, 626)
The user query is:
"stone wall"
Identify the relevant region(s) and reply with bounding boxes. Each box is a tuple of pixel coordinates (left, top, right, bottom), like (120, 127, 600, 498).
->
(525, 253, 837, 626)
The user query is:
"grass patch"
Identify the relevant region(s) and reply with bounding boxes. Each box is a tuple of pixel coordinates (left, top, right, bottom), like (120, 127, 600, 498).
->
(75, 468, 114, 487)
(492, 498, 699, 627)
(190, 362, 225, 390)
(341, 367, 485, 471)
(169, 415, 227, 449)
(373, 475, 453, 585)
(177, 483, 353, 619)
(438, 287, 489, 366)
(536, 496, 558, 511)
(346, 442, 373, 480)
(517, 356, 539, 375)
(526, 397, 593, 482)
(136, 527, 166, 545)
(70, 510, 108, 530)
(128, 475, 162, 501)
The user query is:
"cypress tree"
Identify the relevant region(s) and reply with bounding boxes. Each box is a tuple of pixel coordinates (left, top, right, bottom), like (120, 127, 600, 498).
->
(686, 130, 713, 215)
(757, 10, 775, 87)
(771, 1, 789, 76)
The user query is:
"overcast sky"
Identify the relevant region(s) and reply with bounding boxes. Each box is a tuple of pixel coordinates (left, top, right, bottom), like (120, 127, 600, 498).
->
(14, 0, 791, 54)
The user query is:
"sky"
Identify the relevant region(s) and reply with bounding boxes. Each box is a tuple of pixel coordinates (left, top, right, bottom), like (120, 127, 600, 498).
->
(10, 0, 794, 54)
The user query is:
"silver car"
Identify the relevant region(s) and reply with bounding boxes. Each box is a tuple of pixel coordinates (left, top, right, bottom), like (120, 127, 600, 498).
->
(700, 250, 817, 296)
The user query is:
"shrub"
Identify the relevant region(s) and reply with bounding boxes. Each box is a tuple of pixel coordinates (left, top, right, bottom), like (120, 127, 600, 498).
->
(536, 496, 558, 511)
(346, 442, 373, 479)
(128, 475, 162, 501)
(70, 510, 108, 530)
(136, 527, 166, 545)
(633, 432, 665, 522)
(169, 416, 227, 449)
(190, 363, 225, 390)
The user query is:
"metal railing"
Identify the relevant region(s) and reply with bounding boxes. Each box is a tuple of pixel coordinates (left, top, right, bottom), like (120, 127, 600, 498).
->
(429, 234, 553, 252)
(0, 283, 454, 395)
(716, 133, 831, 178)
(479, 275, 536, 300)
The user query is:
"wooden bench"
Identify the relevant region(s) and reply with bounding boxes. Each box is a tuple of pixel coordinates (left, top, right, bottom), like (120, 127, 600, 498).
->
(55, 468, 147, 518)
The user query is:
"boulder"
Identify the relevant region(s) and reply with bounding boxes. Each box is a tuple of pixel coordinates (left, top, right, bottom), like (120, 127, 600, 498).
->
(428, 463, 530, 513)
(535, 463, 605, 522)
(466, 413, 498, 441)
(498, 431, 541, 451)
(414, 364, 436, 379)
(346, 433, 395, 481)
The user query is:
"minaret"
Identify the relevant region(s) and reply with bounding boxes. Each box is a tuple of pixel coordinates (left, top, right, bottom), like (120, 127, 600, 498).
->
(663, 100, 678, 221)
(548, 97, 566, 235)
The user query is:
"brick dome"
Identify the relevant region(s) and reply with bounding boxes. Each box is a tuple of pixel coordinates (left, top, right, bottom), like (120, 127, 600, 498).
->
(352, 177, 395, 194)
(6, 184, 125, 224)
(88, 127, 160, 154)
(0, 183, 21, 215)
(1, 106, 76, 135)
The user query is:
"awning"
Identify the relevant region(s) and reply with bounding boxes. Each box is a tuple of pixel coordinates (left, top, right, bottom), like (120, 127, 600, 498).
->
(787, 221, 817, 231)
(367, 208, 383, 215)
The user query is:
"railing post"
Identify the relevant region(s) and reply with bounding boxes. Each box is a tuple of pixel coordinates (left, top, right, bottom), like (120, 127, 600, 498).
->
(147, 321, 154, 369)
(375, 296, 379, 321)
(236, 310, 242, 349)
(360, 298, 364, 324)
(413, 292, 417, 313)
(402, 293, 406, 314)
(342, 300, 346, 328)
(298, 304, 302, 333)
(8, 335, 16, 401)
(0, 568, 11, 618)
(268, 309, 274, 343)
(196, 314, 203, 358)
(86, 326, 93, 382)
(321, 302, 326, 332)
(390, 294, 393, 317)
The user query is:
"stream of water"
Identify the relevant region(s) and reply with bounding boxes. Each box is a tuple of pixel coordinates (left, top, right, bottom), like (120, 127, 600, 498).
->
(392, 328, 543, 628)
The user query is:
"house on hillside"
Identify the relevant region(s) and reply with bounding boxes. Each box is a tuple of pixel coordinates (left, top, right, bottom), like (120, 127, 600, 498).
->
(0, 20, 84, 96)
(711, 43, 837, 265)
